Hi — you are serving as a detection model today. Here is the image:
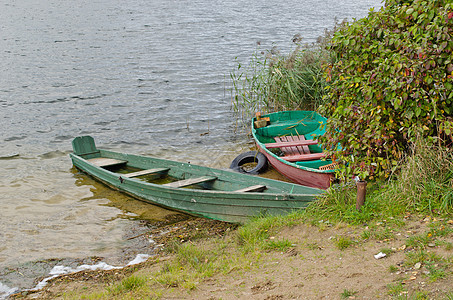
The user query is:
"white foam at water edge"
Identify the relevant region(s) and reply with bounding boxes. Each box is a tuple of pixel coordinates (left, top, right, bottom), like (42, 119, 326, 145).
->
(0, 282, 18, 300)
(30, 254, 151, 292)
(127, 253, 150, 266)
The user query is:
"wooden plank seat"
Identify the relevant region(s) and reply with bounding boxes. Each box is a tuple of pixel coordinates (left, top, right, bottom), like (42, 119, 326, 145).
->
(234, 185, 267, 193)
(265, 139, 318, 149)
(282, 153, 326, 162)
(88, 157, 127, 168)
(273, 136, 325, 162)
(163, 176, 217, 188)
(123, 168, 170, 178)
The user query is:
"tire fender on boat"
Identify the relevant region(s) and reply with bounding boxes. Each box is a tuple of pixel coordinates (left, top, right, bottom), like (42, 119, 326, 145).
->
(229, 151, 268, 175)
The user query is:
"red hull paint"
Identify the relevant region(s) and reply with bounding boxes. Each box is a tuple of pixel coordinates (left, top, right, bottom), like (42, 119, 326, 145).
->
(257, 146, 334, 190)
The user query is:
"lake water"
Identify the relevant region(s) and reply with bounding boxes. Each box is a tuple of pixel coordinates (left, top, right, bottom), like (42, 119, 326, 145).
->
(0, 0, 382, 294)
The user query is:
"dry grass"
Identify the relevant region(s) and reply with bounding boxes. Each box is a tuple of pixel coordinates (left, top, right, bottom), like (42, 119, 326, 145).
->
(385, 138, 453, 214)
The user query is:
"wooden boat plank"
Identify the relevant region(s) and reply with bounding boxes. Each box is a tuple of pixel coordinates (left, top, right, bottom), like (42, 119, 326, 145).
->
(88, 157, 127, 167)
(123, 168, 170, 178)
(265, 139, 318, 149)
(274, 136, 308, 157)
(274, 137, 296, 156)
(288, 135, 311, 154)
(284, 136, 302, 155)
(163, 176, 217, 188)
(234, 185, 267, 193)
(282, 153, 326, 162)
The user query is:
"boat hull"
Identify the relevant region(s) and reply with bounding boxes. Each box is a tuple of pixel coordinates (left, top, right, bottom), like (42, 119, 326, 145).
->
(256, 144, 334, 189)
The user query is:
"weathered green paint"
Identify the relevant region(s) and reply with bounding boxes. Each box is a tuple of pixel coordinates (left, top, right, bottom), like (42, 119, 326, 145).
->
(70, 136, 323, 223)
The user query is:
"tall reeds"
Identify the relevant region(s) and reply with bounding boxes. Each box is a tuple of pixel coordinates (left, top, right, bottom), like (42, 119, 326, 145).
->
(230, 40, 333, 125)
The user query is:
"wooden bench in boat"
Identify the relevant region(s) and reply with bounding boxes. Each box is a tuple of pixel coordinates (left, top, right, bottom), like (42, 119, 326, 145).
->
(265, 139, 318, 149)
(282, 153, 326, 162)
(234, 185, 267, 193)
(163, 176, 217, 188)
(271, 136, 325, 161)
(123, 168, 170, 178)
(88, 157, 127, 168)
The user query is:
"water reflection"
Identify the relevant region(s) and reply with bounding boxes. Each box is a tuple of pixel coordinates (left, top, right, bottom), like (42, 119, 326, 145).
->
(72, 167, 179, 221)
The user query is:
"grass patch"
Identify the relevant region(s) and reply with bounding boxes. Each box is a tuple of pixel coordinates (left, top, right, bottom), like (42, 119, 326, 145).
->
(444, 242, 453, 251)
(428, 221, 453, 238)
(301, 139, 453, 230)
(369, 225, 397, 241)
(406, 233, 433, 249)
(340, 288, 357, 298)
(107, 275, 147, 295)
(380, 247, 394, 256)
(235, 214, 303, 252)
(425, 263, 447, 282)
(335, 236, 354, 250)
(388, 265, 399, 273)
(387, 282, 406, 297)
(404, 249, 444, 268)
(305, 242, 321, 251)
(263, 238, 294, 251)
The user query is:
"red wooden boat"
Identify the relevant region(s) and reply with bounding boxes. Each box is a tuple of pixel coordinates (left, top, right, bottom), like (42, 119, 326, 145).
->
(252, 111, 336, 189)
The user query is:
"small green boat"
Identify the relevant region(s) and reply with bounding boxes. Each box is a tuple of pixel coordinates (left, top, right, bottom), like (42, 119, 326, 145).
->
(252, 111, 337, 189)
(70, 136, 323, 223)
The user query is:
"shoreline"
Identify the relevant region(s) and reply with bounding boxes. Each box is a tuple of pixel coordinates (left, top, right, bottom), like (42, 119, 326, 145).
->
(10, 214, 453, 299)
(5, 216, 235, 299)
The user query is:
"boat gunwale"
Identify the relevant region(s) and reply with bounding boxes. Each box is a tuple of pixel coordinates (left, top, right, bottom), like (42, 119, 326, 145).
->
(69, 152, 321, 198)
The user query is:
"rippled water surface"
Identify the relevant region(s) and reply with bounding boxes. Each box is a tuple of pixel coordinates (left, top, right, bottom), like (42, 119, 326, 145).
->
(0, 0, 382, 293)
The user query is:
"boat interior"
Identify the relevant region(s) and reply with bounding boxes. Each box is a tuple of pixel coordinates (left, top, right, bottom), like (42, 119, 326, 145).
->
(72, 136, 271, 193)
(254, 112, 337, 171)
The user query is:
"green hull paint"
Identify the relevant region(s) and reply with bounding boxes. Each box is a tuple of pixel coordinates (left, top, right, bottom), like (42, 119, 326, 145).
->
(70, 136, 323, 223)
(252, 111, 336, 189)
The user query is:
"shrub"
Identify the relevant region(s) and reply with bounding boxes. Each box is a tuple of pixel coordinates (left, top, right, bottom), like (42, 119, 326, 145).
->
(319, 0, 453, 180)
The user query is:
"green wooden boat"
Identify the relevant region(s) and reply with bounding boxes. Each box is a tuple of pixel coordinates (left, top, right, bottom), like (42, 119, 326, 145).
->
(69, 136, 323, 223)
(252, 111, 336, 189)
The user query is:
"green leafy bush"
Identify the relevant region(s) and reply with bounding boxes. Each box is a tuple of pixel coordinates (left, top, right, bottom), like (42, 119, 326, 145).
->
(319, 0, 453, 180)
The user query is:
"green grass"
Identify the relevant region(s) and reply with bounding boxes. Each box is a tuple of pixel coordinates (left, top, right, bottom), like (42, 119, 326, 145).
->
(425, 263, 447, 282)
(388, 265, 399, 273)
(107, 275, 147, 295)
(301, 139, 453, 228)
(380, 247, 394, 256)
(341, 288, 357, 298)
(444, 291, 453, 300)
(335, 236, 353, 250)
(387, 282, 406, 297)
(263, 238, 294, 251)
(235, 213, 303, 252)
(406, 233, 433, 249)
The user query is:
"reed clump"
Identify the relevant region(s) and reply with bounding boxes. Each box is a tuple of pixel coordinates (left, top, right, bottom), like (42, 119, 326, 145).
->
(230, 39, 333, 124)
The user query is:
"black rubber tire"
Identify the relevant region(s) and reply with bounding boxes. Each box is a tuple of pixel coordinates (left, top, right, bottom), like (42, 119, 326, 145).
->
(229, 151, 268, 175)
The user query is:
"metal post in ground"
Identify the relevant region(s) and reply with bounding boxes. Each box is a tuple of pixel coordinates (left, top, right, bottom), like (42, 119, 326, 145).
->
(356, 180, 367, 211)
